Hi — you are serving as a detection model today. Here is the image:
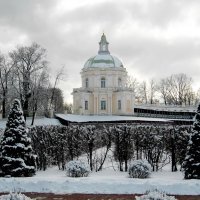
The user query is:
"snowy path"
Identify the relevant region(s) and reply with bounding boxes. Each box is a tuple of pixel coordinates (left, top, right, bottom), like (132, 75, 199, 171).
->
(0, 167, 200, 195)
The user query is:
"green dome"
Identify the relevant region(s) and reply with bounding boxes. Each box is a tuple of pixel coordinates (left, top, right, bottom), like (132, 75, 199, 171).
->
(84, 33, 124, 69)
(84, 54, 124, 68)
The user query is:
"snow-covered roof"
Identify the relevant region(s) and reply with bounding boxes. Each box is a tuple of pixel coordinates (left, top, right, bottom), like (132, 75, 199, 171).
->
(55, 114, 172, 123)
(134, 104, 197, 112)
(0, 117, 61, 129)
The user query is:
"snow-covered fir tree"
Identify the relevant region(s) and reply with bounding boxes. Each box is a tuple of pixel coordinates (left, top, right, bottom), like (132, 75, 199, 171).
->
(0, 99, 36, 177)
(183, 103, 200, 179)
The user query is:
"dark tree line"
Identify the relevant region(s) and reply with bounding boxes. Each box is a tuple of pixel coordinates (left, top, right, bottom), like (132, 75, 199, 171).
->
(26, 123, 190, 173)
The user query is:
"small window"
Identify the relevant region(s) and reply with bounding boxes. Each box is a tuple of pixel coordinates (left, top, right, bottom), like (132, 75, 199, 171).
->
(85, 101, 88, 110)
(118, 100, 121, 110)
(85, 78, 89, 88)
(101, 77, 106, 88)
(101, 100, 106, 110)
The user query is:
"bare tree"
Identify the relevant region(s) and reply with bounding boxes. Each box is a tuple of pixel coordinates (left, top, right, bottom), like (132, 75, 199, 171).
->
(184, 86, 195, 106)
(138, 81, 148, 104)
(159, 79, 168, 105)
(0, 54, 14, 118)
(158, 73, 193, 105)
(126, 76, 140, 103)
(30, 69, 49, 125)
(149, 79, 157, 104)
(49, 88, 64, 113)
(195, 88, 200, 105)
(49, 66, 65, 112)
(64, 103, 73, 114)
(9, 43, 48, 120)
(126, 76, 139, 92)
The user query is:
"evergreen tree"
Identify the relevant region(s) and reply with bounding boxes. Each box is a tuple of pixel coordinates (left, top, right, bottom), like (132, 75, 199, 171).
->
(0, 99, 36, 177)
(183, 103, 200, 179)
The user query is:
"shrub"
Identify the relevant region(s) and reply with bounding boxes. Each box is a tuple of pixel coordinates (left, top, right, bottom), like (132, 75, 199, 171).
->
(0, 192, 32, 200)
(128, 159, 151, 178)
(135, 190, 177, 200)
(66, 160, 90, 177)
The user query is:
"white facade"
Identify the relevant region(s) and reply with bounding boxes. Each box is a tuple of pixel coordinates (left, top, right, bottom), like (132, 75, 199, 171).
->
(0, 104, 2, 119)
(72, 34, 134, 115)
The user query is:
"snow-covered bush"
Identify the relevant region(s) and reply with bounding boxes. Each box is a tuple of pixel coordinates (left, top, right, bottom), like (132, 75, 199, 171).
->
(0, 192, 32, 200)
(66, 160, 90, 177)
(135, 190, 177, 200)
(129, 159, 151, 178)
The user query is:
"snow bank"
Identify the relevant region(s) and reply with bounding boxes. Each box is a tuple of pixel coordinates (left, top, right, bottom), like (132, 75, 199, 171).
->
(0, 193, 32, 200)
(0, 167, 200, 195)
(135, 190, 177, 200)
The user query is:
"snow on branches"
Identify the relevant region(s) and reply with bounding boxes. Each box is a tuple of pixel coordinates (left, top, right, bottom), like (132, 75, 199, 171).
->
(182, 103, 200, 179)
(0, 99, 36, 177)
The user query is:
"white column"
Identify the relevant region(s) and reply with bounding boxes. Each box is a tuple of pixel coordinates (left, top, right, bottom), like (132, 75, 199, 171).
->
(81, 93, 84, 115)
(122, 92, 125, 114)
(108, 92, 112, 115)
(94, 93, 99, 115)
(97, 94, 99, 115)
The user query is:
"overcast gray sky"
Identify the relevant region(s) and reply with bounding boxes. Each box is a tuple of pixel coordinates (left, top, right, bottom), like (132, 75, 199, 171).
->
(0, 0, 200, 103)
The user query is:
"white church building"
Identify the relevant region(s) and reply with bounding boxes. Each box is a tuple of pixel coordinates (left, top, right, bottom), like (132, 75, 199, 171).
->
(72, 34, 134, 115)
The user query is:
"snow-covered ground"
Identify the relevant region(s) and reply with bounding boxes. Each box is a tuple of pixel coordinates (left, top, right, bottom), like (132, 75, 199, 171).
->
(0, 118, 199, 195)
(0, 165, 199, 195)
(0, 117, 61, 130)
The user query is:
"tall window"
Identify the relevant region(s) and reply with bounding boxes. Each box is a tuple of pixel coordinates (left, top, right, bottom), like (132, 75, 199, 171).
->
(101, 100, 106, 110)
(101, 77, 106, 88)
(118, 78, 122, 87)
(85, 78, 89, 88)
(118, 100, 121, 110)
(85, 101, 88, 110)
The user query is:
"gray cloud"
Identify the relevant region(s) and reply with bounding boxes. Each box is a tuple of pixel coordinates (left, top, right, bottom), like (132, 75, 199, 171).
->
(0, 0, 200, 102)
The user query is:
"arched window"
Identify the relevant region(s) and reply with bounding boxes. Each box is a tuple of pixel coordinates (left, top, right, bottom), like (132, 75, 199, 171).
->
(118, 78, 122, 87)
(85, 78, 89, 88)
(101, 77, 106, 88)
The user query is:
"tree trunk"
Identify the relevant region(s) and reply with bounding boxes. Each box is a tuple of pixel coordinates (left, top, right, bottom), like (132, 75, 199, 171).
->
(2, 90, 6, 118)
(31, 111, 36, 126)
(31, 101, 37, 126)
(23, 73, 31, 120)
(89, 143, 93, 171)
(125, 160, 128, 172)
(171, 148, 177, 172)
(23, 102, 28, 121)
(171, 130, 177, 172)
(119, 161, 123, 171)
(97, 146, 110, 171)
